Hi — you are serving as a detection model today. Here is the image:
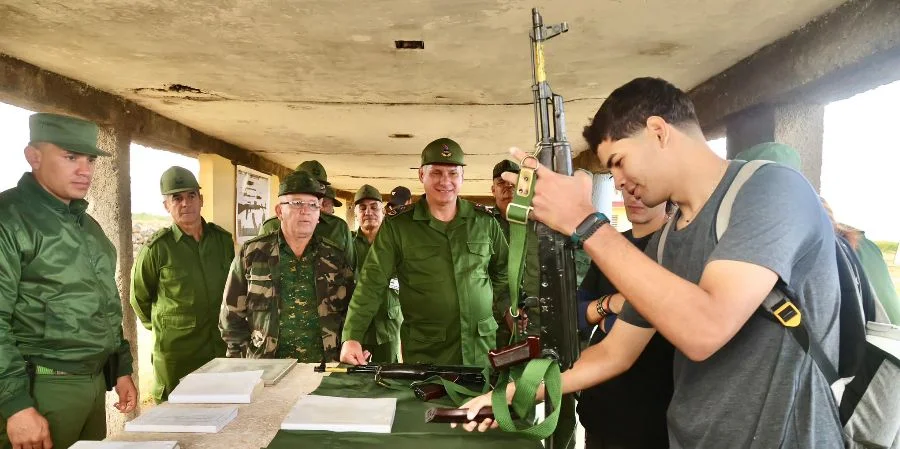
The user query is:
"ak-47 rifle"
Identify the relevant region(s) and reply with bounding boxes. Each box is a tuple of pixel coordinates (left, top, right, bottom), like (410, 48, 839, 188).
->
(528, 8, 579, 449)
(315, 362, 486, 401)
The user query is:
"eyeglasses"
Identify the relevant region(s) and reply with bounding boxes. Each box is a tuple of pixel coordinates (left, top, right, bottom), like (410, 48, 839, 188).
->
(279, 200, 321, 211)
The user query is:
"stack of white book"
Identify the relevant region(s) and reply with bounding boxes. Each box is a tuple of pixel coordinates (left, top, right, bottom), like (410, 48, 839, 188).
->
(281, 395, 397, 433)
(189, 358, 297, 386)
(69, 443, 180, 449)
(168, 370, 264, 404)
(124, 406, 238, 433)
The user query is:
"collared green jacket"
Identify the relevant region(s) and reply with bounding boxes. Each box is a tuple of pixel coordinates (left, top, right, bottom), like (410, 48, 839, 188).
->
(130, 220, 234, 401)
(342, 198, 509, 368)
(219, 232, 355, 361)
(0, 174, 133, 419)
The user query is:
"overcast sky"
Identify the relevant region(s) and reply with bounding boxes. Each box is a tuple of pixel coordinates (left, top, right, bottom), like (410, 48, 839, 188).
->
(1, 79, 898, 240)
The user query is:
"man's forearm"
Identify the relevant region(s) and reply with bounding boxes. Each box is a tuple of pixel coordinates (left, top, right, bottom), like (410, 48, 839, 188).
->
(582, 225, 721, 358)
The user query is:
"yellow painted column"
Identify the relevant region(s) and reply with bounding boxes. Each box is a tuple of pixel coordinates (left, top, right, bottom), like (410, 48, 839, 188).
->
(269, 174, 281, 217)
(199, 153, 236, 236)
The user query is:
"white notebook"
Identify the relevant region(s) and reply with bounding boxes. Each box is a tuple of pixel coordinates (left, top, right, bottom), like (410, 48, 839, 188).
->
(69, 442, 180, 449)
(168, 370, 264, 403)
(124, 406, 238, 433)
(281, 395, 396, 433)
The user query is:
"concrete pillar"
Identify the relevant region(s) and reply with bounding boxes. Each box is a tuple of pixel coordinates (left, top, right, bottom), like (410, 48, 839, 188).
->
(86, 124, 140, 432)
(199, 153, 236, 236)
(725, 102, 825, 190)
(336, 190, 355, 229)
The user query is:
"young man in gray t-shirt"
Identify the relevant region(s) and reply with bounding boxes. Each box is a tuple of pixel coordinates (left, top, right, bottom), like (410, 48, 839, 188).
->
(456, 77, 843, 448)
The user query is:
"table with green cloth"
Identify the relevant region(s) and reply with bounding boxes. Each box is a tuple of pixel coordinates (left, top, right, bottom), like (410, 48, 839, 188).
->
(266, 373, 544, 449)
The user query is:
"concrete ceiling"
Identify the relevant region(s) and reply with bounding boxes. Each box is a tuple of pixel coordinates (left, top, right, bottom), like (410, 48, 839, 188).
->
(0, 0, 847, 195)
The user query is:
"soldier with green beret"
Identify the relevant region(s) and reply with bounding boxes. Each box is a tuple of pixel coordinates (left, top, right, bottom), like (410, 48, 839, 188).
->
(130, 166, 235, 403)
(341, 138, 509, 368)
(258, 160, 354, 271)
(322, 185, 343, 215)
(0, 113, 136, 449)
(351, 185, 402, 363)
(220, 171, 355, 362)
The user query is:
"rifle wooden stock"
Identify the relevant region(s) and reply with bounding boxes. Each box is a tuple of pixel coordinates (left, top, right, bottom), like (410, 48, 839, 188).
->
(425, 406, 519, 424)
(488, 336, 541, 370)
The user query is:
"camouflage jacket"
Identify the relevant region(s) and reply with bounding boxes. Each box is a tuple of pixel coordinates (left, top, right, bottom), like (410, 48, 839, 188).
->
(219, 232, 355, 361)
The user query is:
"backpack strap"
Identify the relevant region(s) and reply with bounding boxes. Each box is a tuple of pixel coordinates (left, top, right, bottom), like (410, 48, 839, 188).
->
(657, 160, 839, 384)
(761, 289, 839, 384)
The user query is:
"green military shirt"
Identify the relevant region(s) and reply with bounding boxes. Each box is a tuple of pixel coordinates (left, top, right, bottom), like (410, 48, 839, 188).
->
(343, 198, 509, 368)
(0, 174, 133, 419)
(130, 220, 234, 401)
(274, 238, 325, 362)
(856, 234, 900, 324)
(260, 213, 355, 270)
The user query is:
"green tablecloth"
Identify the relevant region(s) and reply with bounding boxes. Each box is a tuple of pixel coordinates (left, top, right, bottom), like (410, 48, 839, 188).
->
(265, 374, 544, 449)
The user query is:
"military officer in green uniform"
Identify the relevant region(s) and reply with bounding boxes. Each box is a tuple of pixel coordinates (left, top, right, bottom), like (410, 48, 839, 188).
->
(220, 171, 355, 361)
(258, 160, 354, 269)
(130, 167, 235, 403)
(0, 113, 136, 449)
(341, 138, 509, 368)
(351, 185, 402, 363)
(489, 160, 539, 344)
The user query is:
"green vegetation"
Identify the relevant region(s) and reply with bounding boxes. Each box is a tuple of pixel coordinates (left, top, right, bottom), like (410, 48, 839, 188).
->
(133, 213, 169, 223)
(874, 240, 898, 254)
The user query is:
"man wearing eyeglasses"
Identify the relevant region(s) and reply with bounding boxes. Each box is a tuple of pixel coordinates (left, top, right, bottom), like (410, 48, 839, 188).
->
(350, 185, 402, 363)
(341, 138, 509, 369)
(219, 171, 355, 362)
(258, 160, 355, 272)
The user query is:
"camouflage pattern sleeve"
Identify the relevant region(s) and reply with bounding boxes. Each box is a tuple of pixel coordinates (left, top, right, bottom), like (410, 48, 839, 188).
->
(315, 240, 356, 361)
(219, 251, 250, 357)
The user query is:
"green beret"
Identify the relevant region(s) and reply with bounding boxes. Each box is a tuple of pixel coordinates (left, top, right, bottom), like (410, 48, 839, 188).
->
(492, 160, 520, 179)
(160, 166, 201, 195)
(734, 142, 801, 171)
(279, 171, 325, 197)
(354, 184, 382, 204)
(29, 113, 109, 157)
(420, 138, 465, 166)
(296, 160, 330, 185)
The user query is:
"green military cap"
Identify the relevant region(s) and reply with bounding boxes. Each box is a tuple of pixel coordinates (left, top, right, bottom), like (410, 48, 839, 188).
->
(296, 160, 330, 185)
(323, 185, 343, 207)
(29, 113, 109, 157)
(734, 142, 801, 171)
(420, 138, 466, 167)
(159, 166, 201, 195)
(279, 171, 326, 197)
(354, 184, 382, 204)
(492, 160, 520, 179)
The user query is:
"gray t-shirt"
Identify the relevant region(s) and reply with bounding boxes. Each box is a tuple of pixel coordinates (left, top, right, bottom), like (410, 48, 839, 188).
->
(619, 161, 843, 449)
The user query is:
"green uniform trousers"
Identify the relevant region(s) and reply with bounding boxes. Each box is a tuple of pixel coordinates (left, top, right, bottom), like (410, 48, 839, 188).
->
(0, 373, 106, 449)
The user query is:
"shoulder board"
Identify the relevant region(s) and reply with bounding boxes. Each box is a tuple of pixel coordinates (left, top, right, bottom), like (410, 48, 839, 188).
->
(206, 222, 231, 235)
(386, 203, 413, 218)
(146, 227, 173, 247)
(472, 203, 495, 216)
(244, 231, 276, 246)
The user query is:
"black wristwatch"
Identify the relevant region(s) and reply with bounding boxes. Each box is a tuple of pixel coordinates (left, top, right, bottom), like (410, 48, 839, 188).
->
(570, 212, 610, 248)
